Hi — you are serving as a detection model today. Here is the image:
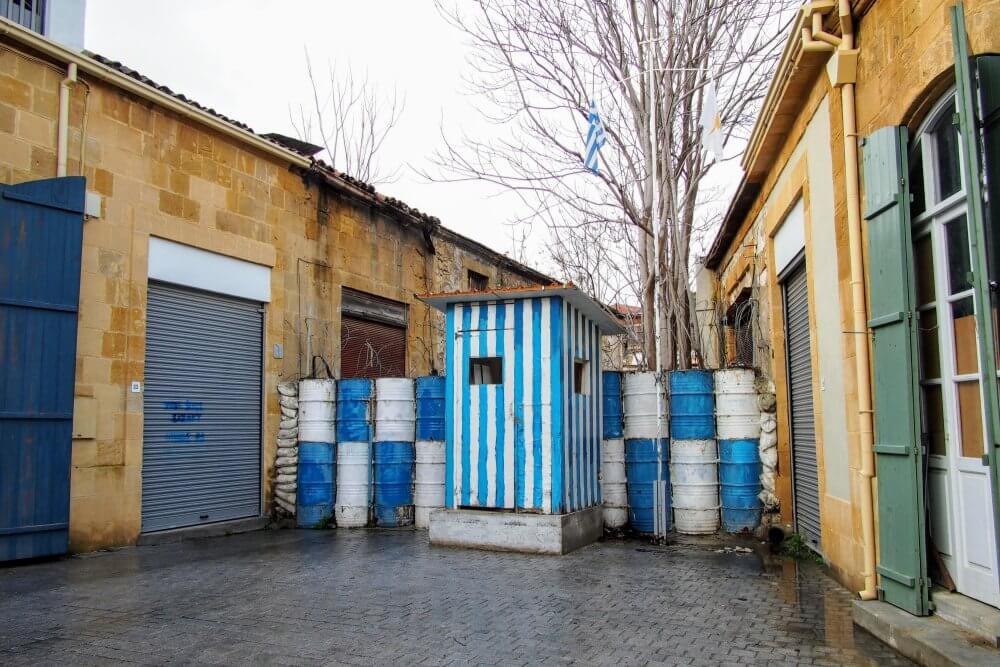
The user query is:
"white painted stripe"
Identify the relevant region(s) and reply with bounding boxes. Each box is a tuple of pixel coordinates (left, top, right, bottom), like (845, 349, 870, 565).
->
(503, 300, 516, 509)
(522, 299, 535, 508)
(540, 297, 552, 513)
(468, 303, 479, 506)
(485, 303, 498, 507)
(564, 302, 571, 511)
(453, 304, 464, 507)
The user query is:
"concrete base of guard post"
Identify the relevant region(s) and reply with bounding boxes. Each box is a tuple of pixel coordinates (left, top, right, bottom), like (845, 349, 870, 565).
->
(428, 506, 603, 555)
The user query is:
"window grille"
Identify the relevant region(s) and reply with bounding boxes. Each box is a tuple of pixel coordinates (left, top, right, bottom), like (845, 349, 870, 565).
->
(1, 0, 45, 33)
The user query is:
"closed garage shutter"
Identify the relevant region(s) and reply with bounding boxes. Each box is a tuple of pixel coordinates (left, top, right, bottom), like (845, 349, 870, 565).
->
(341, 316, 406, 378)
(142, 282, 263, 532)
(783, 261, 821, 551)
(340, 288, 407, 378)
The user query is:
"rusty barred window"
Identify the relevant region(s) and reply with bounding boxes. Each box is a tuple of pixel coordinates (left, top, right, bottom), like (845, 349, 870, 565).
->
(468, 270, 488, 291)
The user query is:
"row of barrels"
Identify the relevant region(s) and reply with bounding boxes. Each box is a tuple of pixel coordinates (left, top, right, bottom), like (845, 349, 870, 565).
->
(602, 369, 763, 535)
(296, 376, 446, 529)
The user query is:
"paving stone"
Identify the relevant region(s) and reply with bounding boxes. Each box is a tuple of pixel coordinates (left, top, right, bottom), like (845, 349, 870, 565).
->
(0, 530, 912, 666)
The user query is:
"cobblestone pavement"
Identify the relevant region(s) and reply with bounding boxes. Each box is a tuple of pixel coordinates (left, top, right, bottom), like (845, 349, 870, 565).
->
(0, 529, 912, 666)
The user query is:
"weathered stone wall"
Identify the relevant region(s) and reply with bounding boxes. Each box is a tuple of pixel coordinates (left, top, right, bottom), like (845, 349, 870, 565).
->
(0, 40, 543, 552)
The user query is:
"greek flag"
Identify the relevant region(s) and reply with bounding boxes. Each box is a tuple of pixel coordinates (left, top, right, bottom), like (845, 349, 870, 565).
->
(584, 99, 605, 174)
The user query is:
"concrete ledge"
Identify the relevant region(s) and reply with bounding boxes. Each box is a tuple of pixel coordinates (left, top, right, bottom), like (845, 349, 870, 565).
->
(136, 517, 268, 547)
(932, 589, 1000, 646)
(428, 506, 603, 555)
(853, 600, 1000, 667)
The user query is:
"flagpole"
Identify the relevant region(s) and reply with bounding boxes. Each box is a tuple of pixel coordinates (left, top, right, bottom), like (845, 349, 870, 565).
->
(644, 9, 666, 542)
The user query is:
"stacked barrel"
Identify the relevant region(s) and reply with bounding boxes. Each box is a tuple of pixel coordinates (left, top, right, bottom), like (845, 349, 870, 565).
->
(373, 378, 416, 527)
(414, 376, 447, 528)
(335, 378, 372, 528)
(715, 369, 763, 533)
(669, 370, 719, 534)
(297, 379, 336, 528)
(600, 371, 627, 530)
(623, 372, 669, 534)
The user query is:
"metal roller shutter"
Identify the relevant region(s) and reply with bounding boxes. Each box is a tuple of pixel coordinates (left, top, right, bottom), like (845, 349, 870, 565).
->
(783, 261, 822, 551)
(142, 282, 263, 532)
(341, 316, 406, 378)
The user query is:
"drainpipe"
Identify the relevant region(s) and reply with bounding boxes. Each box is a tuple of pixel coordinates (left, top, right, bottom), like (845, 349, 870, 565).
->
(56, 62, 78, 177)
(802, 0, 878, 601)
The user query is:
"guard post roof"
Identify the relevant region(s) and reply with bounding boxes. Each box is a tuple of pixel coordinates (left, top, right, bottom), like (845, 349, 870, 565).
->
(417, 283, 626, 335)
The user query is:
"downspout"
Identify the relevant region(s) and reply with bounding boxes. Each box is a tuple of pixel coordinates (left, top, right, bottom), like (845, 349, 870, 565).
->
(802, 0, 878, 601)
(56, 62, 77, 177)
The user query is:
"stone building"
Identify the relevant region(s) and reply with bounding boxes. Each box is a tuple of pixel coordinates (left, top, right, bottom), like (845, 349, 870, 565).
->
(0, 15, 549, 554)
(699, 0, 1000, 622)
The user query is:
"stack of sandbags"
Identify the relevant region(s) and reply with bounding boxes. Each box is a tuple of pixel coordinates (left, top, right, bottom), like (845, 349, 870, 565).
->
(274, 381, 299, 515)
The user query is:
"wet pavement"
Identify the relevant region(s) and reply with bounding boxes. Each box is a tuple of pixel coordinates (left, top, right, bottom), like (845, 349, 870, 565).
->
(0, 529, 912, 666)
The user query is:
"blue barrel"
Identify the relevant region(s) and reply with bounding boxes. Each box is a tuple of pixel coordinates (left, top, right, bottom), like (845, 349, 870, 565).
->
(625, 438, 670, 533)
(602, 371, 624, 439)
(297, 441, 335, 528)
(337, 378, 372, 442)
(374, 441, 415, 527)
(719, 439, 762, 533)
(415, 376, 446, 441)
(669, 370, 715, 440)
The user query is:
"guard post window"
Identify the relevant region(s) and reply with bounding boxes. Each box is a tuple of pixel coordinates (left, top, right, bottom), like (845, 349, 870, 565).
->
(470, 357, 502, 384)
(574, 359, 590, 394)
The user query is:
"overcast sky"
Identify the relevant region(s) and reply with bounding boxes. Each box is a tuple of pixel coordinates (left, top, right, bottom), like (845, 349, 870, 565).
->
(85, 1, 747, 284)
(85, 0, 544, 266)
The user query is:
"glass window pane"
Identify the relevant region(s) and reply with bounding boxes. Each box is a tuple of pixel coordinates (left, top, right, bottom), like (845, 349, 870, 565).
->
(909, 145, 926, 218)
(933, 106, 962, 200)
(957, 380, 985, 458)
(952, 296, 978, 375)
(914, 233, 935, 305)
(922, 384, 947, 456)
(918, 308, 941, 379)
(945, 215, 972, 294)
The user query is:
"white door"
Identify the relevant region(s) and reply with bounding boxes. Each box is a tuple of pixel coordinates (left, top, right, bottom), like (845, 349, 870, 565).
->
(913, 92, 1000, 607)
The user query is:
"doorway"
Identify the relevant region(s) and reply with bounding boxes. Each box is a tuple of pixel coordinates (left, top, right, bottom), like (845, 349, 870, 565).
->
(912, 91, 1000, 607)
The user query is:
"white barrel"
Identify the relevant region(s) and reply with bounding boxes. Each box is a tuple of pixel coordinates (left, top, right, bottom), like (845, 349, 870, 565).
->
(414, 440, 446, 528)
(335, 441, 370, 527)
(623, 372, 668, 439)
(601, 437, 628, 529)
(375, 378, 415, 442)
(670, 439, 720, 534)
(298, 379, 336, 442)
(715, 369, 759, 439)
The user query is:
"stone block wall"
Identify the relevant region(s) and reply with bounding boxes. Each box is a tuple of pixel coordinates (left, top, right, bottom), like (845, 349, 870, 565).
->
(0, 39, 544, 552)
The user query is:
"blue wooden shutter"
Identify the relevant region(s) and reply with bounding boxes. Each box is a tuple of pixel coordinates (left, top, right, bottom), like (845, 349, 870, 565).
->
(0, 177, 85, 561)
(863, 126, 929, 615)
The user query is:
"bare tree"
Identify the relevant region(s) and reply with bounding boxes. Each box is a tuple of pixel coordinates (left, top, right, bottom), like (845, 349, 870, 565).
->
(430, 0, 795, 369)
(291, 50, 405, 185)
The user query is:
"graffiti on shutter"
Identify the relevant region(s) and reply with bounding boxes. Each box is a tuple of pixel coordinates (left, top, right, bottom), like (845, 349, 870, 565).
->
(341, 316, 406, 378)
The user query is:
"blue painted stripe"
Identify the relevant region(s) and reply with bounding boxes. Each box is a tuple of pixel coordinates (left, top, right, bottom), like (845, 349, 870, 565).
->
(494, 302, 506, 507)
(460, 304, 472, 506)
(513, 299, 525, 508)
(531, 298, 543, 510)
(549, 297, 563, 513)
(445, 305, 455, 508)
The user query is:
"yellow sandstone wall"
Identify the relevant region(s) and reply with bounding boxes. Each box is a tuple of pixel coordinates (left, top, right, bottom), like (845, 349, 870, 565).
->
(710, 0, 1000, 592)
(0, 42, 538, 552)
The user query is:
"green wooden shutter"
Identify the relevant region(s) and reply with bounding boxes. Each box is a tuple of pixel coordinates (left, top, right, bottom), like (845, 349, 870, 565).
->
(863, 125, 929, 615)
(951, 2, 1000, 568)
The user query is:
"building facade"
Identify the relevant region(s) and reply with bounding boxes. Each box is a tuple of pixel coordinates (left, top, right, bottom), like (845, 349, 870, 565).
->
(0, 17, 549, 554)
(701, 0, 1000, 615)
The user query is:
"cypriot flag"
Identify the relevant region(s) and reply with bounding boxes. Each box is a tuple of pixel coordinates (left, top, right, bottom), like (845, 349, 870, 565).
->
(700, 79, 724, 163)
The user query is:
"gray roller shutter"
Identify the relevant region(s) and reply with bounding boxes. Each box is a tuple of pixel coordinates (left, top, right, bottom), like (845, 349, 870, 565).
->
(142, 282, 263, 532)
(783, 261, 821, 551)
